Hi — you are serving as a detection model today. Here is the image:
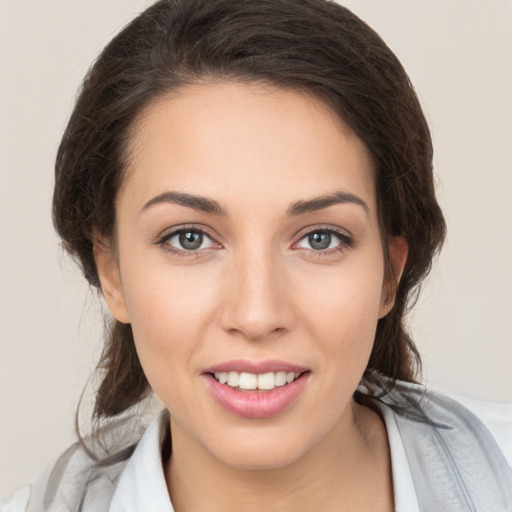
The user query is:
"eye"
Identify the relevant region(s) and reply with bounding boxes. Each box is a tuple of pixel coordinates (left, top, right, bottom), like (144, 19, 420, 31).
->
(161, 228, 217, 252)
(295, 228, 353, 252)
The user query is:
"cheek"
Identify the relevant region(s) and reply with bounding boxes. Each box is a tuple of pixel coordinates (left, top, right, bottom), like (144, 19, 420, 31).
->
(301, 256, 384, 368)
(118, 260, 222, 392)
(122, 257, 217, 332)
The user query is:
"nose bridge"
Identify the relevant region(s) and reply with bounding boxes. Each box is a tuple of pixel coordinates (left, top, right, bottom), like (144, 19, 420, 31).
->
(220, 242, 293, 340)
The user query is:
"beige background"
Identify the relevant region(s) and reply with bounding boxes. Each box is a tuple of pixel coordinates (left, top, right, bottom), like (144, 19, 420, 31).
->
(1, 0, 511, 498)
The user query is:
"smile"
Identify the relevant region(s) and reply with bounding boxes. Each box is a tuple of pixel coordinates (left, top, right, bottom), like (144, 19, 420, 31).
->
(212, 371, 300, 391)
(203, 362, 311, 419)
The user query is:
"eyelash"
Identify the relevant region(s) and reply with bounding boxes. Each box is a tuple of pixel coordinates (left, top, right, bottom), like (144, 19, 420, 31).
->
(293, 225, 355, 255)
(155, 225, 220, 257)
(154, 225, 355, 257)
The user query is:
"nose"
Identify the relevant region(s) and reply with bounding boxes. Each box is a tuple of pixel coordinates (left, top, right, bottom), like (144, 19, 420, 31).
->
(219, 248, 295, 341)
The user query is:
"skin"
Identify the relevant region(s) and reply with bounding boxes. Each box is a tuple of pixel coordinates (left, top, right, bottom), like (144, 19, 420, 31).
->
(95, 81, 407, 512)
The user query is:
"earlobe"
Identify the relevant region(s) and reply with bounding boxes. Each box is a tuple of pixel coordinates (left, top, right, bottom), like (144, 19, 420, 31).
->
(379, 236, 408, 318)
(93, 239, 131, 324)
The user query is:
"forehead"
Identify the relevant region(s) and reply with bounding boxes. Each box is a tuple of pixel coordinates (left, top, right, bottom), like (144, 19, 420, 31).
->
(121, 81, 376, 215)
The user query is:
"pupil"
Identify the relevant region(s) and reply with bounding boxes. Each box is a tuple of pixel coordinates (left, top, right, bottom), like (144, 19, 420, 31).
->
(309, 232, 331, 250)
(179, 231, 203, 250)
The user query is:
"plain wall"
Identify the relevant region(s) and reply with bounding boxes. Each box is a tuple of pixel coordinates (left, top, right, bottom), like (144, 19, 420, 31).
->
(1, 0, 511, 497)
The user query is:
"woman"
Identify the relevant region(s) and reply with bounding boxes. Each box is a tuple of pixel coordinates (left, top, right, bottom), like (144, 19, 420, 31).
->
(3, 0, 511, 510)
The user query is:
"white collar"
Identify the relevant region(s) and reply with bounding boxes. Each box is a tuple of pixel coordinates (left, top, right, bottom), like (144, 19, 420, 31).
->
(108, 410, 174, 512)
(376, 402, 420, 512)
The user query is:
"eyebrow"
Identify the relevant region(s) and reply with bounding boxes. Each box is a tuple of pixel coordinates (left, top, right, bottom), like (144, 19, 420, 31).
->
(142, 191, 228, 216)
(286, 191, 369, 216)
(141, 189, 369, 217)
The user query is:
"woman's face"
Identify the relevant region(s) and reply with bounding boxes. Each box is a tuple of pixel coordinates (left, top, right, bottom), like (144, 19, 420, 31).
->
(96, 81, 403, 470)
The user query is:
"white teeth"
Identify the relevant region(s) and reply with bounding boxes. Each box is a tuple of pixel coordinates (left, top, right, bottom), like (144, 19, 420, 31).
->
(239, 372, 257, 390)
(213, 371, 302, 390)
(275, 371, 287, 386)
(227, 371, 239, 387)
(214, 372, 228, 384)
(257, 372, 276, 390)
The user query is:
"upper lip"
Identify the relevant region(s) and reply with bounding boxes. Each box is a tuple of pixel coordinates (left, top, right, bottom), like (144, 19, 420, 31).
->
(203, 359, 309, 375)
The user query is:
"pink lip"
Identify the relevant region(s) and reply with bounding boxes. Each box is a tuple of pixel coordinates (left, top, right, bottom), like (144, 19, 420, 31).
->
(204, 359, 308, 374)
(202, 361, 311, 419)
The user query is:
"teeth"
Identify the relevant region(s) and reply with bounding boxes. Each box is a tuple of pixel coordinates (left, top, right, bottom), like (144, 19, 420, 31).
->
(239, 372, 257, 390)
(227, 372, 239, 387)
(258, 372, 275, 390)
(213, 371, 301, 390)
(275, 371, 287, 386)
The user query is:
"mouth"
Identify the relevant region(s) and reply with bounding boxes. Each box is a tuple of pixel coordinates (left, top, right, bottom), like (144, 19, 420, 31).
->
(203, 362, 311, 419)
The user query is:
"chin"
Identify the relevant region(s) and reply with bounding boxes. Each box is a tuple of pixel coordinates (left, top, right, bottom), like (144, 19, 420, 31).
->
(202, 423, 323, 472)
(217, 445, 306, 472)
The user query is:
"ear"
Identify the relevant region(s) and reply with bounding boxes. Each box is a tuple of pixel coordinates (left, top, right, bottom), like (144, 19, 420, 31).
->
(93, 239, 131, 324)
(379, 236, 408, 318)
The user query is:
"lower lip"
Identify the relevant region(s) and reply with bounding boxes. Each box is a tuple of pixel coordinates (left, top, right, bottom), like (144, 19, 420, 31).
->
(204, 372, 310, 419)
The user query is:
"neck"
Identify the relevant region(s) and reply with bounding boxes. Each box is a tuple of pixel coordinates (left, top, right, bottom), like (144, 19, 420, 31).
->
(165, 400, 394, 512)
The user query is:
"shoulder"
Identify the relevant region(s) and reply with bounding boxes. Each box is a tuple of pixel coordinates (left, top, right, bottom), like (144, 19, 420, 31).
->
(2, 442, 132, 512)
(443, 390, 512, 468)
(1, 425, 144, 512)
(376, 380, 512, 509)
(381, 380, 512, 473)
(1, 408, 167, 512)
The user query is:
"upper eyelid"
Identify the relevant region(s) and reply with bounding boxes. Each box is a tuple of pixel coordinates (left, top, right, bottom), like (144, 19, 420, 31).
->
(292, 225, 355, 251)
(293, 224, 353, 240)
(158, 224, 218, 242)
(156, 225, 221, 256)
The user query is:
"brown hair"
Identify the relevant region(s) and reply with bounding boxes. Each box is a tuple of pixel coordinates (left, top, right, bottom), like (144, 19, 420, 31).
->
(53, 0, 445, 427)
